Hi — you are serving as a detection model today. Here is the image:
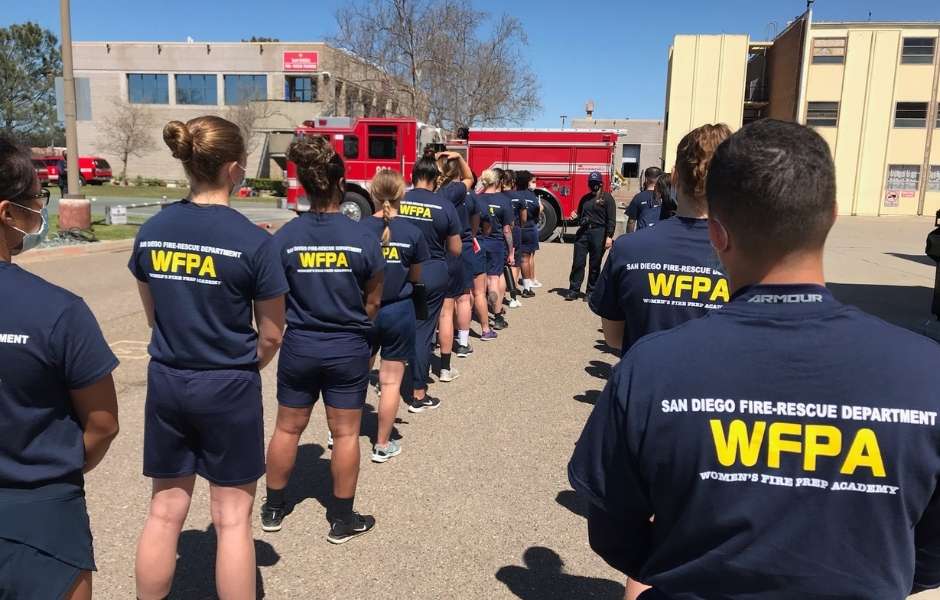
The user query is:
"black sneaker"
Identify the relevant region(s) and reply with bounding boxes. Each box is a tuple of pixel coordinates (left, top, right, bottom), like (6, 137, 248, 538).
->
(408, 395, 442, 413)
(521, 289, 535, 298)
(562, 289, 579, 301)
(492, 314, 509, 330)
(455, 344, 473, 358)
(260, 501, 286, 532)
(327, 512, 376, 544)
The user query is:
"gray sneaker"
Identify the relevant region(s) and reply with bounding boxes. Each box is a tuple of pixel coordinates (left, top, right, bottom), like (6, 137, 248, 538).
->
(371, 439, 402, 463)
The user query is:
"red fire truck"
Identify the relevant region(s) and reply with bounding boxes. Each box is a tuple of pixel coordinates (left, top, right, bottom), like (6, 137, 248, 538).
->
(285, 117, 617, 241)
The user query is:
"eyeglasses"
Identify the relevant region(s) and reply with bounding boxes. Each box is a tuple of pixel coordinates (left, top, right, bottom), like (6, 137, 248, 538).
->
(13, 188, 51, 208)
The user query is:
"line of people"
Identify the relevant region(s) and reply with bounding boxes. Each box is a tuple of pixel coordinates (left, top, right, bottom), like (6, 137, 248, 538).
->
(567, 120, 940, 599)
(0, 115, 546, 599)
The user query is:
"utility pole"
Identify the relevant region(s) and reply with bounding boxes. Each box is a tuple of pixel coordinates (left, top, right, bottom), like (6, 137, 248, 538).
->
(59, 0, 82, 199)
(560, 115, 567, 129)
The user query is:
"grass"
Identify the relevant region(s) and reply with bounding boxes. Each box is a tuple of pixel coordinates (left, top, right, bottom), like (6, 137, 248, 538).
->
(48, 214, 140, 242)
(49, 184, 282, 206)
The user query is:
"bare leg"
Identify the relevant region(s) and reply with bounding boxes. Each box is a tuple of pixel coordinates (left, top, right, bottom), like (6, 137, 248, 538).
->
(210, 482, 257, 600)
(325, 406, 362, 499)
(486, 275, 501, 314)
(135, 476, 196, 600)
(455, 292, 472, 332)
(438, 298, 455, 356)
(376, 359, 405, 446)
(626, 579, 652, 600)
(265, 405, 313, 490)
(473, 274, 490, 332)
(66, 571, 92, 600)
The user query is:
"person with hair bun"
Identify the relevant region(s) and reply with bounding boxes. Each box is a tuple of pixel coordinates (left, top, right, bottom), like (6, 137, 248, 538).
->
(514, 170, 540, 297)
(656, 172, 676, 221)
(361, 169, 429, 462)
(478, 168, 515, 331)
(434, 151, 474, 371)
(399, 152, 461, 413)
(130, 116, 288, 599)
(262, 134, 384, 543)
(589, 123, 731, 358)
(0, 136, 119, 600)
(501, 169, 524, 308)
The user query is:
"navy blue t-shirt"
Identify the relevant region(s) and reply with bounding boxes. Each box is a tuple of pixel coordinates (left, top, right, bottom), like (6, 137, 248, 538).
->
(0, 262, 118, 486)
(479, 192, 515, 241)
(570, 284, 940, 598)
(507, 190, 526, 224)
(590, 217, 729, 354)
(363, 216, 430, 305)
(273, 211, 383, 334)
(520, 190, 541, 229)
(129, 201, 289, 370)
(464, 190, 482, 243)
(437, 181, 477, 245)
(626, 190, 661, 230)
(400, 188, 461, 260)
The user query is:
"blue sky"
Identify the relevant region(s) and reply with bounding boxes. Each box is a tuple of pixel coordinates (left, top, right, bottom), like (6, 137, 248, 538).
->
(5, 0, 940, 127)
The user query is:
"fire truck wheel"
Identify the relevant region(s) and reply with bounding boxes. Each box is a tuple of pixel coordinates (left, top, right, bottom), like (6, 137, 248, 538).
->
(538, 200, 558, 242)
(340, 191, 372, 222)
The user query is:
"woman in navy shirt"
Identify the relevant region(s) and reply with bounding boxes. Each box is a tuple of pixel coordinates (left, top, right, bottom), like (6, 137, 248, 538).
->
(363, 170, 429, 462)
(130, 117, 288, 599)
(515, 170, 541, 297)
(0, 136, 119, 600)
(477, 169, 515, 331)
(399, 155, 461, 413)
(263, 135, 384, 543)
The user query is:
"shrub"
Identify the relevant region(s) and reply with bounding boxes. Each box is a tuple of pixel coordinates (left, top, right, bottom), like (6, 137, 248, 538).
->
(246, 178, 286, 197)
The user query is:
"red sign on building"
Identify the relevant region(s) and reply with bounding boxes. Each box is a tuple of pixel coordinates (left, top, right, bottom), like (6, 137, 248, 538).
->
(283, 51, 319, 72)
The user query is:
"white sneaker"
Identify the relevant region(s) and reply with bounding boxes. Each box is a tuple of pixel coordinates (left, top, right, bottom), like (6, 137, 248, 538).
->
(327, 431, 333, 450)
(508, 298, 522, 309)
(439, 368, 460, 382)
(531, 280, 543, 288)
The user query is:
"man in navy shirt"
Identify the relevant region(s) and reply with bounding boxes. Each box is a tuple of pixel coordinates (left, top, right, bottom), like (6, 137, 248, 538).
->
(625, 167, 663, 232)
(570, 119, 940, 599)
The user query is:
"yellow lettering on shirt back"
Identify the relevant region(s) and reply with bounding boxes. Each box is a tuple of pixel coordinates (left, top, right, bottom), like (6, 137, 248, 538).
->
(150, 250, 217, 278)
(400, 204, 432, 219)
(647, 272, 730, 302)
(382, 246, 400, 260)
(298, 251, 350, 269)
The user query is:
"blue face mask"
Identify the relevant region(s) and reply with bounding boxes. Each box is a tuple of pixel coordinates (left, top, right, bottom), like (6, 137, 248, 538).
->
(11, 205, 49, 254)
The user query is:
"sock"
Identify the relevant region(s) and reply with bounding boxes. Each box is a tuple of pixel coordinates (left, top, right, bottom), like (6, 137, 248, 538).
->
(457, 329, 470, 346)
(523, 279, 532, 291)
(441, 353, 452, 370)
(266, 486, 286, 508)
(330, 495, 355, 523)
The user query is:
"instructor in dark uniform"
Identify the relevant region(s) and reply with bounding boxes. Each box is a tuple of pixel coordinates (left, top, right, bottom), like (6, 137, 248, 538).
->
(564, 171, 615, 301)
(569, 119, 940, 599)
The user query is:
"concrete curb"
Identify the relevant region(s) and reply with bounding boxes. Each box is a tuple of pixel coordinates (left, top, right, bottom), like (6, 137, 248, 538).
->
(18, 238, 136, 265)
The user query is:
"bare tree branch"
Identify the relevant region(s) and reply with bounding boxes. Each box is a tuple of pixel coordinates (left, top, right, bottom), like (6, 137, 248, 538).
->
(97, 100, 156, 183)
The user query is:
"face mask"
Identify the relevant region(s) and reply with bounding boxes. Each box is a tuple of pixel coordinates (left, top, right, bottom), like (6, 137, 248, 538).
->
(232, 163, 247, 193)
(589, 183, 601, 193)
(10, 205, 48, 254)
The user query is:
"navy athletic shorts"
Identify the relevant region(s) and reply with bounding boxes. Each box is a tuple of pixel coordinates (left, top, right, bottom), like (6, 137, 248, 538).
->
(520, 226, 539, 254)
(482, 237, 507, 276)
(462, 242, 484, 281)
(0, 481, 95, 599)
(144, 361, 264, 486)
(512, 226, 522, 253)
(371, 299, 416, 361)
(277, 330, 370, 410)
(445, 254, 468, 298)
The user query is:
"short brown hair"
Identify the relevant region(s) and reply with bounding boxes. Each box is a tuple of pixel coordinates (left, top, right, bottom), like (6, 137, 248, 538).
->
(163, 116, 245, 184)
(674, 123, 732, 200)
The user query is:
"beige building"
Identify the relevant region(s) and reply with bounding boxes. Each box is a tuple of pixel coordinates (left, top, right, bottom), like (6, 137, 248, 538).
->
(72, 41, 409, 181)
(571, 117, 664, 193)
(663, 14, 940, 216)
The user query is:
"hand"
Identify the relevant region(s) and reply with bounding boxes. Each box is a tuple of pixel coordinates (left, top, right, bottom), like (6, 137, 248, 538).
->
(435, 151, 459, 161)
(605, 237, 613, 250)
(570, 210, 578, 220)
(507, 253, 515, 267)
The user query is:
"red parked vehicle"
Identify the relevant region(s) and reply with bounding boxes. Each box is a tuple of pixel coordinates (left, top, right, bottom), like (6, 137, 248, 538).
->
(285, 117, 617, 240)
(32, 160, 50, 186)
(40, 156, 113, 186)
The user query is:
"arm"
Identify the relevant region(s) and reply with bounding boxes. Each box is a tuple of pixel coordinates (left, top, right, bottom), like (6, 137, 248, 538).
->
(627, 220, 637, 233)
(254, 295, 285, 370)
(471, 212, 481, 236)
(503, 224, 514, 266)
(605, 193, 617, 239)
(71, 374, 119, 474)
(571, 195, 587, 220)
(587, 503, 653, 578)
(520, 207, 528, 226)
(408, 263, 422, 284)
(447, 233, 462, 257)
(601, 318, 625, 354)
(364, 270, 384, 322)
(137, 281, 155, 328)
(439, 152, 474, 191)
(914, 487, 940, 592)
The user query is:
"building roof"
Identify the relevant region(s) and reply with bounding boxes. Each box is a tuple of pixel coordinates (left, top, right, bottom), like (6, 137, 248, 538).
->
(813, 21, 940, 29)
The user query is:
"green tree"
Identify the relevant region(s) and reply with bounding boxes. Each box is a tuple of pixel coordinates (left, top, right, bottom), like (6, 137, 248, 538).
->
(0, 22, 64, 147)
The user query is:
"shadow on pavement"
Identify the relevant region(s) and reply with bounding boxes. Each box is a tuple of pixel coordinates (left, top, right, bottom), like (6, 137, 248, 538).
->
(585, 360, 612, 380)
(594, 339, 618, 356)
(887, 252, 934, 267)
(574, 390, 602, 405)
(827, 282, 933, 331)
(556, 490, 588, 518)
(359, 401, 405, 445)
(496, 546, 625, 599)
(285, 443, 334, 521)
(171, 524, 280, 599)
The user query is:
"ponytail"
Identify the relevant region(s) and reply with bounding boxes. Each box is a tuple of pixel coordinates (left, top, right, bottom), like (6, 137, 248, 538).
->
(381, 198, 392, 246)
(370, 168, 406, 247)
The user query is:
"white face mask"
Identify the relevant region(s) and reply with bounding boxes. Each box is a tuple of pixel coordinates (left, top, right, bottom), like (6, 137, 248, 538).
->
(10, 204, 49, 254)
(232, 163, 247, 193)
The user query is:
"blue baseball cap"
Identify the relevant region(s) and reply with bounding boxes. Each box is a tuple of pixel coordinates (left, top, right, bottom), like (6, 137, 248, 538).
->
(588, 171, 603, 184)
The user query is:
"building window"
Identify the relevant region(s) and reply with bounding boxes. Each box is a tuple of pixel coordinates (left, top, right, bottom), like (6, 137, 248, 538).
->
(175, 74, 217, 105)
(127, 73, 168, 104)
(286, 76, 317, 102)
(929, 166, 940, 192)
(812, 38, 846, 64)
(886, 164, 921, 191)
(901, 37, 936, 64)
(224, 75, 267, 105)
(807, 102, 839, 127)
(367, 125, 397, 159)
(344, 135, 359, 159)
(894, 102, 928, 128)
